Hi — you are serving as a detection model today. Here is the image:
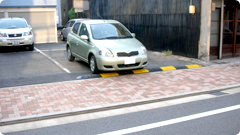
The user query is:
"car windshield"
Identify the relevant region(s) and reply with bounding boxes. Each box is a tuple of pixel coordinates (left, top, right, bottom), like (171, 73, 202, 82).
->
(0, 19, 28, 29)
(90, 23, 133, 40)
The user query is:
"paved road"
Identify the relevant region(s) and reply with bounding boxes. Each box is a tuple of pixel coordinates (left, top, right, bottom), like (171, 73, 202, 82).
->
(0, 43, 197, 88)
(3, 88, 240, 135)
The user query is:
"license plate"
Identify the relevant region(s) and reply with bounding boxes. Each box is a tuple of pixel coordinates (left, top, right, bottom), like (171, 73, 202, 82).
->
(12, 41, 20, 45)
(124, 57, 135, 65)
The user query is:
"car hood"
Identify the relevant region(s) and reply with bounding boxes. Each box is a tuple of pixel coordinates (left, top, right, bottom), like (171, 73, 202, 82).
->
(92, 38, 143, 53)
(0, 28, 30, 34)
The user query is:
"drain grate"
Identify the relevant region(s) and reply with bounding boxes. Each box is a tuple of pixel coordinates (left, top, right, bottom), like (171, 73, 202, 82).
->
(76, 75, 101, 79)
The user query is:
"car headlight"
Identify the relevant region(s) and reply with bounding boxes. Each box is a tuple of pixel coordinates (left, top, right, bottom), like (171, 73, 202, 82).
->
(0, 33, 7, 37)
(140, 45, 147, 54)
(23, 31, 33, 36)
(99, 47, 114, 57)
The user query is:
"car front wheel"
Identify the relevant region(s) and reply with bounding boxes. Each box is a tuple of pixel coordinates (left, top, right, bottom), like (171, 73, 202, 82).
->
(90, 55, 99, 74)
(67, 46, 75, 61)
(28, 43, 34, 51)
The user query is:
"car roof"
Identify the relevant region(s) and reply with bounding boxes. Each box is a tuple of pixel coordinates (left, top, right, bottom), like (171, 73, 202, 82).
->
(0, 17, 26, 21)
(69, 18, 89, 21)
(76, 19, 120, 25)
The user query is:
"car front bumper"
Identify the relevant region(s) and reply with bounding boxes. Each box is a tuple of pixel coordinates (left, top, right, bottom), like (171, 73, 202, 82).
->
(0, 36, 34, 46)
(96, 54, 148, 71)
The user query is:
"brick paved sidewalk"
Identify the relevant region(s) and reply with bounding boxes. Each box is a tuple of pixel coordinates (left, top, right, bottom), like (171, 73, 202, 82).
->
(1, 63, 240, 124)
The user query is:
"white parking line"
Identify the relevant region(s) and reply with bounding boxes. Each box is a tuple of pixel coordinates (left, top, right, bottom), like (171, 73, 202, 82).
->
(98, 104, 240, 135)
(38, 49, 66, 52)
(35, 47, 71, 73)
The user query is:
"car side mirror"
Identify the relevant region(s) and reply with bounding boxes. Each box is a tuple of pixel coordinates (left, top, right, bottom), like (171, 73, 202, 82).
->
(80, 35, 89, 40)
(131, 33, 136, 37)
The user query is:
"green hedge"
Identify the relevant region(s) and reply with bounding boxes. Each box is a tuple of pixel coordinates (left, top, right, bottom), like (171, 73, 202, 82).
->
(68, 8, 75, 19)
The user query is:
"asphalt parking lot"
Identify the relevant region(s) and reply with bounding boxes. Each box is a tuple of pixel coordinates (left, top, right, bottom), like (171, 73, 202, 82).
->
(0, 42, 201, 88)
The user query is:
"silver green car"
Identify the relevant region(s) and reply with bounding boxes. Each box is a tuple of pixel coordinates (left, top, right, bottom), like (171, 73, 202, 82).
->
(66, 19, 148, 73)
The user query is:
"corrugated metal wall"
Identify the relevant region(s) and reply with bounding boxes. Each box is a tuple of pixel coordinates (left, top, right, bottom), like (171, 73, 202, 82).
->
(89, 0, 201, 58)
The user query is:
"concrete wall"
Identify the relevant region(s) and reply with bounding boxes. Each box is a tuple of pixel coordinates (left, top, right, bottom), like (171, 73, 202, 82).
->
(0, 7, 58, 44)
(198, 0, 212, 61)
(0, 0, 57, 6)
(0, 0, 62, 27)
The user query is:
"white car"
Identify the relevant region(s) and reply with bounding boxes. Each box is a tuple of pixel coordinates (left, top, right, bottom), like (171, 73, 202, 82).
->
(0, 18, 34, 51)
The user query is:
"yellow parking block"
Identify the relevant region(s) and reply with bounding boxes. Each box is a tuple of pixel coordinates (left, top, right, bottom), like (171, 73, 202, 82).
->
(160, 66, 176, 71)
(185, 64, 202, 69)
(100, 72, 119, 77)
(132, 69, 149, 74)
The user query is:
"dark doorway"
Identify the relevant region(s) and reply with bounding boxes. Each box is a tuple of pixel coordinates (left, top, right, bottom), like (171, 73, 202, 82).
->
(223, 1, 240, 58)
(210, 8, 221, 60)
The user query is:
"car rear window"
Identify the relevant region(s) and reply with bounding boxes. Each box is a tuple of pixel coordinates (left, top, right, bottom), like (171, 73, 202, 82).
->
(0, 19, 28, 29)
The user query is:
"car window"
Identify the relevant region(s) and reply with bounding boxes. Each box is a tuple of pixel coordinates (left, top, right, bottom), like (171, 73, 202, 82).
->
(72, 22, 81, 34)
(0, 19, 28, 29)
(65, 21, 70, 28)
(69, 21, 75, 27)
(79, 24, 89, 37)
(90, 23, 132, 40)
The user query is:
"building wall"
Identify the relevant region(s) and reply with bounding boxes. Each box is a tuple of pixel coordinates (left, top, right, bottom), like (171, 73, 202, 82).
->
(74, 0, 90, 19)
(61, 0, 73, 26)
(89, 0, 201, 58)
(74, 0, 89, 12)
(0, 0, 62, 27)
(0, 7, 58, 44)
(0, 12, 4, 18)
(198, 0, 211, 61)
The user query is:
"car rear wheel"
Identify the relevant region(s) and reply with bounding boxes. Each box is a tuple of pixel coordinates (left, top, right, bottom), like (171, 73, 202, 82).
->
(90, 55, 99, 74)
(67, 46, 75, 61)
(60, 33, 65, 41)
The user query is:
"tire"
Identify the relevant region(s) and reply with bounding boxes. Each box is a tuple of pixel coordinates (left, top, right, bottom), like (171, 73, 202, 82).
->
(90, 55, 99, 74)
(67, 46, 75, 61)
(60, 33, 65, 41)
(28, 43, 34, 51)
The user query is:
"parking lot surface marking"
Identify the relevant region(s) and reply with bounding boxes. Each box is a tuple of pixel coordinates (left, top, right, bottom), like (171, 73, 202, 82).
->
(39, 49, 66, 52)
(160, 66, 177, 71)
(78, 65, 203, 79)
(100, 72, 119, 77)
(132, 69, 149, 74)
(35, 47, 71, 73)
(186, 64, 202, 69)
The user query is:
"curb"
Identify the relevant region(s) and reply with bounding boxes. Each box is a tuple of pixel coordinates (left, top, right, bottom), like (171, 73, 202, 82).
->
(1, 83, 240, 126)
(77, 64, 202, 79)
